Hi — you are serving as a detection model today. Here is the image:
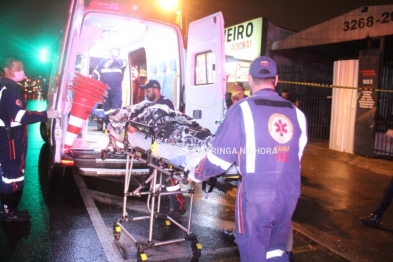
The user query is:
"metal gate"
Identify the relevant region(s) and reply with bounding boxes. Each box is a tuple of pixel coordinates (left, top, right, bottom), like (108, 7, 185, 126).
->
(374, 48, 393, 159)
(273, 55, 333, 148)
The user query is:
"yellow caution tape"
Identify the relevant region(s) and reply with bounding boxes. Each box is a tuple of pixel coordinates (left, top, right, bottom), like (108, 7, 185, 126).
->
(279, 80, 393, 93)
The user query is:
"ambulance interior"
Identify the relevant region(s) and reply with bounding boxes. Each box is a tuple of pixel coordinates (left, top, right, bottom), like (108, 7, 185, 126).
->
(74, 12, 183, 110)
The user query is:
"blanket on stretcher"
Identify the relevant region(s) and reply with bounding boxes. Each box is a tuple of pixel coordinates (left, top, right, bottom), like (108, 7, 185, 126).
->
(109, 101, 213, 154)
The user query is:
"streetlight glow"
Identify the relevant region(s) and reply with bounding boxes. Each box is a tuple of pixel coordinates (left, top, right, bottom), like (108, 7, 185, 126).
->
(157, 0, 178, 11)
(39, 48, 49, 63)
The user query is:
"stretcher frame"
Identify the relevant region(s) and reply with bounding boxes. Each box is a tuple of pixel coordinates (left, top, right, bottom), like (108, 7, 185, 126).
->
(101, 121, 202, 261)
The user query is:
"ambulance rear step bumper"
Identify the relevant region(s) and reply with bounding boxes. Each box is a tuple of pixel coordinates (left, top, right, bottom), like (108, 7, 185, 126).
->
(77, 167, 150, 176)
(64, 149, 146, 169)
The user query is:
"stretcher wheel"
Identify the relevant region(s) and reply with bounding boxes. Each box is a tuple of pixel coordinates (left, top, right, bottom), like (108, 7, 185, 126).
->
(191, 241, 202, 259)
(113, 223, 121, 241)
(137, 250, 148, 262)
(101, 150, 107, 161)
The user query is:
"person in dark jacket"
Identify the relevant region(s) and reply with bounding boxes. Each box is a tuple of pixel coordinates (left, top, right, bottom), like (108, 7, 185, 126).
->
(190, 56, 308, 261)
(360, 128, 393, 228)
(138, 80, 186, 219)
(0, 56, 58, 222)
(93, 48, 127, 131)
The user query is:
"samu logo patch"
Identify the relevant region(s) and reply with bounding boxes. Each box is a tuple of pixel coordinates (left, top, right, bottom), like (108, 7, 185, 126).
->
(268, 113, 293, 144)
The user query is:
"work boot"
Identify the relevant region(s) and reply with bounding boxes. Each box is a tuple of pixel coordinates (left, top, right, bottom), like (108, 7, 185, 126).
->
(223, 230, 235, 241)
(168, 209, 185, 220)
(360, 213, 381, 228)
(2, 209, 31, 223)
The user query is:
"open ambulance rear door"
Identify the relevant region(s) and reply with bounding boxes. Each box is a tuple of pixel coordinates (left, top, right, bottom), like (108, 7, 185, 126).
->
(185, 12, 226, 135)
(46, 0, 85, 170)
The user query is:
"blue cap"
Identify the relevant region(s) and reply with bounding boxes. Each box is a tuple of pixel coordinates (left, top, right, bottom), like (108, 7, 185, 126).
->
(139, 80, 161, 90)
(249, 56, 277, 78)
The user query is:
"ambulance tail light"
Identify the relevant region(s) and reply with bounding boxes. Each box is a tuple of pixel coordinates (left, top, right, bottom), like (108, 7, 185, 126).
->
(61, 159, 75, 167)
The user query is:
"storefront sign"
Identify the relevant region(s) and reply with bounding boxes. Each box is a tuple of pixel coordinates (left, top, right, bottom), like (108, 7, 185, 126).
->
(224, 17, 263, 61)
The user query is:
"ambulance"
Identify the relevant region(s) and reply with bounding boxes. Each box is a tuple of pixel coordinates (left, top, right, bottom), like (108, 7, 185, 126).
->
(43, 0, 227, 177)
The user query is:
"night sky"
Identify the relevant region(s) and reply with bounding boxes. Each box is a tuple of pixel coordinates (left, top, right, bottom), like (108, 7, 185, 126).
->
(1, 0, 392, 77)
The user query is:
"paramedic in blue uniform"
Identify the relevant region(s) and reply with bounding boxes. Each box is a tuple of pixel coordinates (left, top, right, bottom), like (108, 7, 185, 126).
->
(0, 56, 58, 222)
(93, 48, 127, 130)
(138, 79, 186, 219)
(191, 56, 308, 261)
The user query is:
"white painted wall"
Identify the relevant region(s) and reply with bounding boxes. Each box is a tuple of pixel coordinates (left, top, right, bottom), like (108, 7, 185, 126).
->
(329, 60, 359, 153)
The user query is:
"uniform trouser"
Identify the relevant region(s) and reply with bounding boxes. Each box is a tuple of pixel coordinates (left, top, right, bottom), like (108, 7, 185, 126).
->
(234, 193, 298, 262)
(0, 126, 27, 194)
(1, 189, 24, 212)
(374, 176, 393, 217)
(103, 86, 122, 127)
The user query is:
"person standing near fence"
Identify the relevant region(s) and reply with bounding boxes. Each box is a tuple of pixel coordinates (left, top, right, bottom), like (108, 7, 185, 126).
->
(360, 128, 393, 228)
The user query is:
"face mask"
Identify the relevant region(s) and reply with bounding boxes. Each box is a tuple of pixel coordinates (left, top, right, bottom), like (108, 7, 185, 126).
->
(11, 70, 26, 82)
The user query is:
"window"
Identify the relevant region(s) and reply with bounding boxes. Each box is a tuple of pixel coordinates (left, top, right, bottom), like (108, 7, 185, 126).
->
(195, 51, 215, 85)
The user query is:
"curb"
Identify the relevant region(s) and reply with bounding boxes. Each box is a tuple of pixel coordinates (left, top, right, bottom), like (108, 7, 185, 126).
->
(305, 144, 393, 177)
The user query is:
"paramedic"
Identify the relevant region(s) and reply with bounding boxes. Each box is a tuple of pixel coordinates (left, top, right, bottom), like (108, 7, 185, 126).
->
(138, 79, 186, 219)
(191, 56, 308, 261)
(93, 48, 127, 131)
(0, 56, 58, 222)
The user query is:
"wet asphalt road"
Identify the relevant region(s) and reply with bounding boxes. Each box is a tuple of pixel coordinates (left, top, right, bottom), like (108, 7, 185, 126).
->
(0, 161, 348, 262)
(0, 100, 362, 261)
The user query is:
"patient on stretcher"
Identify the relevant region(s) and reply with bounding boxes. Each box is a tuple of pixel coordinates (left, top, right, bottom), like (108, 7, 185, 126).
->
(108, 101, 213, 153)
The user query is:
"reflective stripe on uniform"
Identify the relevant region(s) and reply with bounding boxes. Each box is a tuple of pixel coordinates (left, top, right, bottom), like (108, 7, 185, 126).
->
(15, 110, 26, 122)
(239, 101, 256, 173)
(101, 68, 123, 73)
(266, 249, 285, 259)
(93, 70, 101, 80)
(0, 86, 6, 100)
(104, 109, 116, 115)
(0, 119, 22, 127)
(2, 175, 25, 184)
(206, 153, 232, 171)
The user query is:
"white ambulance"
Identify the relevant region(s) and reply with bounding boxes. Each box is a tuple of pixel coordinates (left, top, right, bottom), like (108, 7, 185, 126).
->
(43, 0, 227, 177)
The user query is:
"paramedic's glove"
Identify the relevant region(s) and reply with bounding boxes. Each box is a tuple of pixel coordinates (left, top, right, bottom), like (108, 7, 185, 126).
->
(46, 109, 59, 119)
(387, 129, 393, 138)
(188, 172, 202, 183)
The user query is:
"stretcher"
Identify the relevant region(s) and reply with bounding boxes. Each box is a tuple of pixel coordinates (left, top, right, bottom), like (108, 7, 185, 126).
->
(101, 121, 203, 261)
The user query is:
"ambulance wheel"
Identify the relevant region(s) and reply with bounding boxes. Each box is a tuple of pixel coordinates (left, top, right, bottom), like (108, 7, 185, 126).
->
(113, 223, 121, 241)
(39, 143, 60, 183)
(49, 163, 66, 185)
(47, 143, 65, 184)
(137, 250, 147, 262)
(191, 241, 202, 259)
(101, 150, 107, 160)
(40, 122, 49, 143)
